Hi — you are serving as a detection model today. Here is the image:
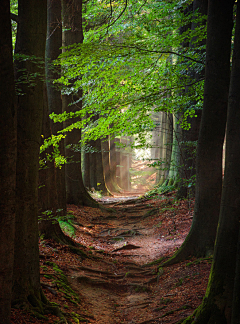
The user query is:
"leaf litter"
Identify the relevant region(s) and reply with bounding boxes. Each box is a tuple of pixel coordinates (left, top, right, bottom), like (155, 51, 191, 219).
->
(11, 192, 211, 324)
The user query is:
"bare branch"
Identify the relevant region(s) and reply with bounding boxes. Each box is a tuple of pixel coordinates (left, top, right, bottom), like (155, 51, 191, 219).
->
(11, 13, 19, 23)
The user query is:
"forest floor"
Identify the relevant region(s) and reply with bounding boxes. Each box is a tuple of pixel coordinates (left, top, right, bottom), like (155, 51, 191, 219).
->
(11, 191, 211, 324)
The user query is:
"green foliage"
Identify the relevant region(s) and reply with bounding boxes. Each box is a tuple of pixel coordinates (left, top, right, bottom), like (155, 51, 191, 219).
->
(50, 0, 206, 147)
(11, 0, 207, 167)
(10, 0, 18, 49)
(39, 210, 76, 237)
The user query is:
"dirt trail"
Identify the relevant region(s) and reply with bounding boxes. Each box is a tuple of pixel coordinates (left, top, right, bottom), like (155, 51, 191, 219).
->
(10, 193, 211, 324)
(64, 193, 211, 324)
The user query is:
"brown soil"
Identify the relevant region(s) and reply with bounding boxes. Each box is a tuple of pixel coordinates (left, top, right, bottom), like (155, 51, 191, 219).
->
(11, 192, 211, 324)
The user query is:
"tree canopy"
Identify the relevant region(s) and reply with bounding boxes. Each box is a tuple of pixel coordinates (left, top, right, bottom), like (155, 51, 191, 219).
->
(47, 0, 206, 150)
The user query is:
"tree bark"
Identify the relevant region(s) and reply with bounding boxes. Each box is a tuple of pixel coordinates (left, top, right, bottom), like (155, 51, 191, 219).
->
(119, 137, 131, 190)
(163, 0, 233, 265)
(83, 142, 91, 189)
(46, 0, 67, 216)
(176, 1, 204, 199)
(102, 137, 115, 194)
(0, 1, 17, 322)
(12, 0, 48, 307)
(95, 137, 108, 195)
(38, 87, 74, 245)
(110, 138, 122, 191)
(184, 2, 240, 322)
(89, 138, 97, 188)
(62, 0, 98, 207)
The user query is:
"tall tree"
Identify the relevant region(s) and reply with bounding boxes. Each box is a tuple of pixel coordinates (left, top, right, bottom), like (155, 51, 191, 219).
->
(45, 0, 67, 216)
(184, 1, 240, 322)
(95, 137, 109, 195)
(38, 88, 75, 246)
(0, 1, 17, 322)
(163, 0, 233, 264)
(62, 0, 98, 207)
(176, 2, 203, 199)
(12, 0, 48, 308)
(102, 137, 116, 194)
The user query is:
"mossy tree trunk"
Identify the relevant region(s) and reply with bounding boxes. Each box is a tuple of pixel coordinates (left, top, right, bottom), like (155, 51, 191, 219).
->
(163, 0, 234, 265)
(184, 2, 240, 322)
(12, 0, 48, 307)
(0, 1, 17, 322)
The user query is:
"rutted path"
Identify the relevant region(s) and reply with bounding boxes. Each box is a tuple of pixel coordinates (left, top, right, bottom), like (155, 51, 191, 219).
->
(64, 194, 210, 324)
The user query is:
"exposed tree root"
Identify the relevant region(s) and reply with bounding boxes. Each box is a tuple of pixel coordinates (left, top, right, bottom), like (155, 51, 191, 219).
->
(12, 289, 68, 323)
(143, 256, 167, 267)
(181, 299, 228, 324)
(112, 197, 148, 206)
(138, 305, 193, 324)
(142, 208, 159, 219)
(160, 229, 214, 267)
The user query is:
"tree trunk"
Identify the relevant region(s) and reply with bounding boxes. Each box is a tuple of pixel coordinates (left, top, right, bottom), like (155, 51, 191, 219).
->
(0, 2, 17, 322)
(62, 0, 98, 207)
(110, 138, 122, 191)
(38, 87, 74, 245)
(184, 3, 240, 322)
(89, 138, 97, 188)
(12, 0, 48, 308)
(168, 114, 181, 183)
(176, 110, 201, 199)
(95, 137, 108, 195)
(176, 1, 202, 199)
(83, 143, 91, 189)
(163, 0, 233, 265)
(115, 138, 121, 187)
(119, 137, 131, 190)
(102, 137, 115, 194)
(46, 0, 67, 216)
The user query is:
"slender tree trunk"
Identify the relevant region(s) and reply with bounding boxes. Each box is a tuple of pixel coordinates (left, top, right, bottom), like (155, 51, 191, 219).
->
(168, 114, 181, 183)
(0, 2, 17, 322)
(12, 0, 48, 307)
(38, 87, 74, 245)
(184, 3, 240, 322)
(83, 144, 91, 189)
(46, 0, 67, 216)
(102, 137, 115, 194)
(110, 138, 121, 191)
(89, 138, 97, 188)
(95, 137, 108, 195)
(62, 0, 98, 207)
(40, 0, 74, 244)
(163, 0, 232, 265)
(177, 110, 202, 199)
(176, 2, 202, 199)
(119, 137, 131, 190)
(83, 114, 91, 189)
(115, 138, 121, 187)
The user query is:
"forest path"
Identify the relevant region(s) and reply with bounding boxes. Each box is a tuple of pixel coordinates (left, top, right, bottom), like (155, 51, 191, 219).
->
(64, 194, 211, 324)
